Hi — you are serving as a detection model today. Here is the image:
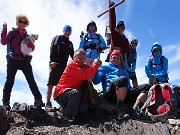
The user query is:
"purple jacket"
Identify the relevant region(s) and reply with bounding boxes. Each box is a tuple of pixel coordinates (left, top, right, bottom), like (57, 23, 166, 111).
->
(1, 27, 35, 60)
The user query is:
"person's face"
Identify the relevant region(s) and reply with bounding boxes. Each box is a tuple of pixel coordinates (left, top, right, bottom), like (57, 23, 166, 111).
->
(63, 31, 71, 38)
(16, 18, 28, 29)
(110, 55, 122, 66)
(117, 27, 124, 34)
(88, 25, 96, 32)
(153, 48, 160, 54)
(74, 52, 86, 67)
(131, 42, 137, 49)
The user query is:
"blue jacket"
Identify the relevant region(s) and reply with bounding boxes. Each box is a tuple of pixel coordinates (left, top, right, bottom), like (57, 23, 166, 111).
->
(125, 48, 137, 72)
(93, 62, 131, 93)
(79, 31, 106, 59)
(145, 43, 168, 82)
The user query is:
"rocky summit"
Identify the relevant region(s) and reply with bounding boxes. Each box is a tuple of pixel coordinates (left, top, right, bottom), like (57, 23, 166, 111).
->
(0, 103, 180, 135)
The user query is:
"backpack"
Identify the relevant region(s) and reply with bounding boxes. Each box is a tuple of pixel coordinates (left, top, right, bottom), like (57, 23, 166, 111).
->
(6, 28, 27, 61)
(150, 55, 169, 80)
(81, 81, 99, 109)
(141, 83, 180, 123)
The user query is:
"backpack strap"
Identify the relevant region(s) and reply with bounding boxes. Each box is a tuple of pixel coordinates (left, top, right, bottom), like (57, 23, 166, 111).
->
(7, 28, 27, 60)
(83, 33, 101, 50)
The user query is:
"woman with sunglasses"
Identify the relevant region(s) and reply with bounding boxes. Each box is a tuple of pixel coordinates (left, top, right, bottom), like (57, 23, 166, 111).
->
(145, 42, 169, 85)
(124, 38, 138, 88)
(1, 14, 44, 110)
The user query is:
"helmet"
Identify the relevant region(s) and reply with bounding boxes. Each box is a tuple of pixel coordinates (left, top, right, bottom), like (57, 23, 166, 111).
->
(86, 21, 97, 32)
(130, 38, 138, 45)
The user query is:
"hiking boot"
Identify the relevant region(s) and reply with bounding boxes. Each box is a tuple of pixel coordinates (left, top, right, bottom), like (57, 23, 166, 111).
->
(45, 102, 55, 112)
(34, 99, 45, 107)
(3, 101, 11, 111)
(62, 114, 74, 123)
(3, 105, 11, 111)
(117, 107, 129, 120)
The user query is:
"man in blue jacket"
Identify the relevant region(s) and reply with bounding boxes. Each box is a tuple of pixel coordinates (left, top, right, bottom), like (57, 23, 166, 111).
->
(79, 21, 107, 66)
(93, 50, 151, 118)
(145, 42, 168, 85)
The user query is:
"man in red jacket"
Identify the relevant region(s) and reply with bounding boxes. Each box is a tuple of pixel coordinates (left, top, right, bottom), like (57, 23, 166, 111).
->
(53, 49, 102, 123)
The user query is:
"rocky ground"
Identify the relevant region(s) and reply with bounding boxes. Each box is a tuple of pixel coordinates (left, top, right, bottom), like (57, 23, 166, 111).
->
(0, 102, 180, 135)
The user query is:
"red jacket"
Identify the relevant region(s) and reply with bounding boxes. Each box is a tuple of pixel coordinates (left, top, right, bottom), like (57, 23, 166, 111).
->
(53, 60, 100, 99)
(109, 6, 129, 56)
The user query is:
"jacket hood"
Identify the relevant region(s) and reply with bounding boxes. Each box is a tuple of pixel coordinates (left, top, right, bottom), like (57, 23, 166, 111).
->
(151, 42, 162, 56)
(86, 21, 97, 32)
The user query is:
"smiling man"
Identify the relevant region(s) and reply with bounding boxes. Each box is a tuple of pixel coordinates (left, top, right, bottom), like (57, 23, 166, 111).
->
(93, 49, 151, 119)
(46, 25, 74, 112)
(53, 49, 102, 123)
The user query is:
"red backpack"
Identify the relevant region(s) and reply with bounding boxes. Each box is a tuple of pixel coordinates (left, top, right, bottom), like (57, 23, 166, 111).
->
(141, 84, 179, 122)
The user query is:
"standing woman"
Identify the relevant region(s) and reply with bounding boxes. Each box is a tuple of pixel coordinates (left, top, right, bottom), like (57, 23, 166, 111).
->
(1, 14, 44, 110)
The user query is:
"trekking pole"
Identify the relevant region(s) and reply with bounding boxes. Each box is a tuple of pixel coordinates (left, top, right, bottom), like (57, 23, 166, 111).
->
(97, 0, 125, 18)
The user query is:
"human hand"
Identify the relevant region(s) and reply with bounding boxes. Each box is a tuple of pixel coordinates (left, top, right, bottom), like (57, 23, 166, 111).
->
(150, 74, 155, 78)
(110, 1, 115, 7)
(22, 38, 31, 45)
(88, 78, 93, 83)
(93, 59, 102, 66)
(50, 62, 58, 68)
(95, 44, 100, 49)
(3, 22, 7, 29)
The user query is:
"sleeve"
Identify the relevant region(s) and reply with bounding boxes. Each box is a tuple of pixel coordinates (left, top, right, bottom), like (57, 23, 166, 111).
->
(79, 36, 85, 49)
(93, 66, 104, 85)
(145, 58, 152, 78)
(26, 42, 35, 51)
(50, 36, 58, 62)
(109, 3, 116, 35)
(124, 55, 131, 72)
(70, 42, 74, 59)
(99, 34, 107, 48)
(131, 55, 137, 72)
(1, 27, 10, 45)
(109, 4, 116, 47)
(68, 63, 100, 80)
(155, 57, 168, 78)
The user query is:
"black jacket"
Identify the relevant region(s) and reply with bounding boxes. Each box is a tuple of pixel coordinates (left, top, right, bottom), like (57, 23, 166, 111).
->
(50, 35, 74, 68)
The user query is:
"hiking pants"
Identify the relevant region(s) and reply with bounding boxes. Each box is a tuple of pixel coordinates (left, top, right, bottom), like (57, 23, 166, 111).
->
(55, 89, 88, 116)
(104, 76, 152, 107)
(2, 58, 42, 104)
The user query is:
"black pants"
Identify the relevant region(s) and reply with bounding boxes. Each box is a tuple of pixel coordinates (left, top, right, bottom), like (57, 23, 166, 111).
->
(2, 58, 42, 104)
(104, 76, 151, 107)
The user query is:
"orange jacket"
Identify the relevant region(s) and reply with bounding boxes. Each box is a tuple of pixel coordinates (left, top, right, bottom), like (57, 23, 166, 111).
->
(53, 60, 100, 99)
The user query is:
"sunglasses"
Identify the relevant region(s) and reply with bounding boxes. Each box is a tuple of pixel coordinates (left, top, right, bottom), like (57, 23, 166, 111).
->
(18, 20, 28, 25)
(131, 42, 137, 45)
(154, 49, 160, 52)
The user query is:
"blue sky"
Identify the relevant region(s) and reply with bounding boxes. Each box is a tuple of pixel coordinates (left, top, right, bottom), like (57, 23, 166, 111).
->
(0, 0, 180, 107)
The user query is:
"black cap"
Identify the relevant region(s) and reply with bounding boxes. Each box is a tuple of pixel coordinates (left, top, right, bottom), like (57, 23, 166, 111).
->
(116, 21, 125, 29)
